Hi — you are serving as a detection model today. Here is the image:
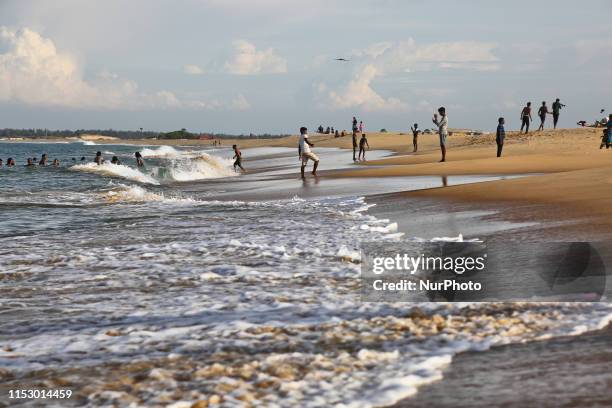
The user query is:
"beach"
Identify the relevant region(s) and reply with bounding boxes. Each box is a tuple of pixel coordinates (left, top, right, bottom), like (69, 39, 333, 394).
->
(1, 127, 611, 407)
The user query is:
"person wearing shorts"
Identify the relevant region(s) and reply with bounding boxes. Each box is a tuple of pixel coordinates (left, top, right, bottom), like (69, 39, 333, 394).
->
(432, 107, 448, 162)
(233, 144, 245, 172)
(520, 102, 532, 133)
(298, 127, 319, 178)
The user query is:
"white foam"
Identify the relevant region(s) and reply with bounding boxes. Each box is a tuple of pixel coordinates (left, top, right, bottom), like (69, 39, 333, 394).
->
(165, 153, 236, 181)
(70, 163, 159, 185)
(139, 145, 182, 158)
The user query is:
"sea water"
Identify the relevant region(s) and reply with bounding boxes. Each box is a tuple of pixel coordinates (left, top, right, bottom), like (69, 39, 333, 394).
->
(0, 141, 610, 407)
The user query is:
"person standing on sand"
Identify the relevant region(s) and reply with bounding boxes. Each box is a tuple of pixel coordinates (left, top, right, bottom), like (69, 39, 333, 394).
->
(359, 121, 364, 133)
(352, 131, 358, 161)
(358, 133, 370, 161)
(410, 123, 420, 152)
(496, 117, 506, 157)
(537, 101, 549, 131)
(232, 145, 245, 172)
(298, 126, 319, 178)
(520, 102, 532, 134)
(352, 117, 358, 133)
(432, 107, 448, 162)
(552, 98, 565, 129)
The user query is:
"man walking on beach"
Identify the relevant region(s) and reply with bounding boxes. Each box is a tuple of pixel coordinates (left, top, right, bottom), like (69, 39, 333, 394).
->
(537, 101, 549, 131)
(552, 98, 565, 129)
(298, 127, 319, 178)
(496, 117, 506, 157)
(432, 107, 448, 162)
(520, 102, 532, 134)
(233, 144, 245, 172)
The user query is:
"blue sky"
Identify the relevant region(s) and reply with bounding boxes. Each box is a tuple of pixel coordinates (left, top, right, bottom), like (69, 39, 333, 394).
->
(0, 0, 610, 133)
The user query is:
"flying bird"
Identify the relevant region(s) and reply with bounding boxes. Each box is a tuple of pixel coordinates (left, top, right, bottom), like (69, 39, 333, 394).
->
(601, 109, 606, 114)
(334, 58, 350, 62)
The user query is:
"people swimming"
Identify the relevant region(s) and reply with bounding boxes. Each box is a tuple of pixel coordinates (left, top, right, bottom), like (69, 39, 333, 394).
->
(39, 153, 48, 166)
(537, 101, 548, 131)
(432, 106, 449, 162)
(298, 126, 319, 178)
(52, 159, 60, 166)
(111, 156, 121, 165)
(135, 151, 144, 167)
(94, 151, 104, 165)
(358, 133, 370, 161)
(25, 158, 35, 166)
(411, 123, 420, 152)
(496, 117, 506, 157)
(232, 144, 245, 172)
(520, 102, 532, 134)
(7, 158, 15, 166)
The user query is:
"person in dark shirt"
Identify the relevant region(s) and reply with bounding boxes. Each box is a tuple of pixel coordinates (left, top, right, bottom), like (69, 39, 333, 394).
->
(496, 117, 506, 157)
(520, 102, 532, 134)
(352, 131, 358, 161)
(552, 98, 565, 129)
(537, 101, 549, 131)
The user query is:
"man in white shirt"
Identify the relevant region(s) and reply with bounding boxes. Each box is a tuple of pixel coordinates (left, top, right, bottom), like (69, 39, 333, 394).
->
(432, 106, 448, 162)
(298, 126, 320, 178)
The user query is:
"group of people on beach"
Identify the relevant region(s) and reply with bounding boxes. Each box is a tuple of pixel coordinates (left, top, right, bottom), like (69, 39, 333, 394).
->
(93, 151, 144, 167)
(519, 99, 565, 133)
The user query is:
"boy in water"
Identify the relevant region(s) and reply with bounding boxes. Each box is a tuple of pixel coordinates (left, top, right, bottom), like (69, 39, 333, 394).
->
(7, 158, 15, 166)
(52, 159, 60, 166)
(358, 133, 370, 161)
(39, 154, 48, 166)
(432, 107, 449, 162)
(111, 156, 121, 165)
(135, 151, 144, 167)
(520, 102, 532, 134)
(232, 145, 245, 172)
(94, 151, 104, 165)
(496, 117, 506, 157)
(298, 126, 319, 178)
(410, 123, 420, 152)
(25, 158, 35, 166)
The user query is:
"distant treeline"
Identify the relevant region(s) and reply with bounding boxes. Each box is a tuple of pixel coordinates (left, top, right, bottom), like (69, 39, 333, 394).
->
(0, 128, 291, 140)
(0, 128, 160, 139)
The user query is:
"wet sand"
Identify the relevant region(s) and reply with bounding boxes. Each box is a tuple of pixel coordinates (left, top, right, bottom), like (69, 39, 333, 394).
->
(395, 324, 612, 408)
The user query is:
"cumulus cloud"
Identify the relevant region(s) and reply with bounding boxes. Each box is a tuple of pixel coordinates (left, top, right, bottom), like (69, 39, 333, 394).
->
(183, 64, 204, 75)
(319, 65, 407, 112)
(351, 38, 500, 73)
(0, 27, 248, 111)
(318, 38, 499, 111)
(224, 40, 287, 75)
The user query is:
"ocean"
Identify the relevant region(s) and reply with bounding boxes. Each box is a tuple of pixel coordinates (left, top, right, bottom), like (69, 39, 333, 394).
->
(0, 141, 610, 407)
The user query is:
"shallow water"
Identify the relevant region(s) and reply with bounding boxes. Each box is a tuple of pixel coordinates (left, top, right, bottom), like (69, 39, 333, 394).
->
(0, 142, 610, 407)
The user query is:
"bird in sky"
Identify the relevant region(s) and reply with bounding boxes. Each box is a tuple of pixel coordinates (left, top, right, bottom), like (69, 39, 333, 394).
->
(334, 58, 350, 62)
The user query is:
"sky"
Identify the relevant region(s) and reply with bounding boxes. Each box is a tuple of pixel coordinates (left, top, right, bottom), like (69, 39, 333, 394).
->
(0, 0, 611, 134)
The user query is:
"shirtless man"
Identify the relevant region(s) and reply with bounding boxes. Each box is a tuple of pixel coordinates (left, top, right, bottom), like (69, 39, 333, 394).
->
(358, 133, 370, 161)
(520, 102, 532, 134)
(232, 144, 245, 172)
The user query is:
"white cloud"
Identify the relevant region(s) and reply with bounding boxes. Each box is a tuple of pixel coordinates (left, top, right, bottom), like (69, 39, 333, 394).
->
(317, 38, 499, 111)
(183, 64, 204, 75)
(320, 65, 407, 112)
(0, 27, 247, 111)
(224, 40, 287, 75)
(351, 38, 500, 73)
